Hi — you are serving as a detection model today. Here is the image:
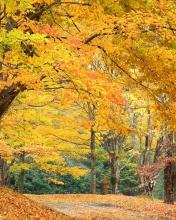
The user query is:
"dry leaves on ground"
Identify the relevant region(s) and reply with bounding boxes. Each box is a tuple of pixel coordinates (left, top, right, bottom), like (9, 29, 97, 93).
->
(0, 187, 70, 220)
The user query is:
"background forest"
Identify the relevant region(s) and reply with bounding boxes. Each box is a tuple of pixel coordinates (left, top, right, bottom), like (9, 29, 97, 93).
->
(0, 0, 175, 210)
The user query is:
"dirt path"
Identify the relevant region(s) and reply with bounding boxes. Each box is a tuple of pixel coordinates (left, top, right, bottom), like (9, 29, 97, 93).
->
(32, 200, 163, 219)
(27, 194, 176, 220)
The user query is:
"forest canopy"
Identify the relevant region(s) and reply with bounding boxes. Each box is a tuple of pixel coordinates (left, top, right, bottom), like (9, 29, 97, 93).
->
(0, 0, 175, 206)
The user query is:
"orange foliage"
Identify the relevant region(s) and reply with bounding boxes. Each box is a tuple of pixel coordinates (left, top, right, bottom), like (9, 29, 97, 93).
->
(68, 38, 82, 47)
(87, 71, 99, 79)
(0, 188, 69, 220)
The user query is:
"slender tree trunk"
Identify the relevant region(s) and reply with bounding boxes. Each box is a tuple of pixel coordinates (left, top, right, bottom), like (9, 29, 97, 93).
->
(105, 134, 121, 194)
(143, 109, 152, 165)
(0, 158, 8, 186)
(0, 159, 5, 186)
(140, 109, 155, 196)
(90, 127, 96, 194)
(18, 153, 25, 193)
(146, 109, 151, 164)
(153, 137, 163, 163)
(110, 151, 120, 194)
(140, 133, 153, 195)
(18, 169, 25, 193)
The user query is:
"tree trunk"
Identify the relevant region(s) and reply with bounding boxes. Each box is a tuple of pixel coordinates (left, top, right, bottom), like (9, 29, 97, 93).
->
(164, 161, 175, 204)
(164, 132, 176, 204)
(105, 133, 121, 194)
(143, 109, 152, 165)
(18, 169, 25, 193)
(153, 137, 163, 163)
(110, 151, 120, 194)
(90, 127, 96, 194)
(0, 87, 20, 118)
(100, 176, 109, 194)
(18, 153, 25, 193)
(0, 159, 8, 186)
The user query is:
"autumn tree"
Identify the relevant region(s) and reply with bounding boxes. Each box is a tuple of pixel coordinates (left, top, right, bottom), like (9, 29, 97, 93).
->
(86, 0, 176, 202)
(0, 90, 89, 192)
(0, 0, 175, 204)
